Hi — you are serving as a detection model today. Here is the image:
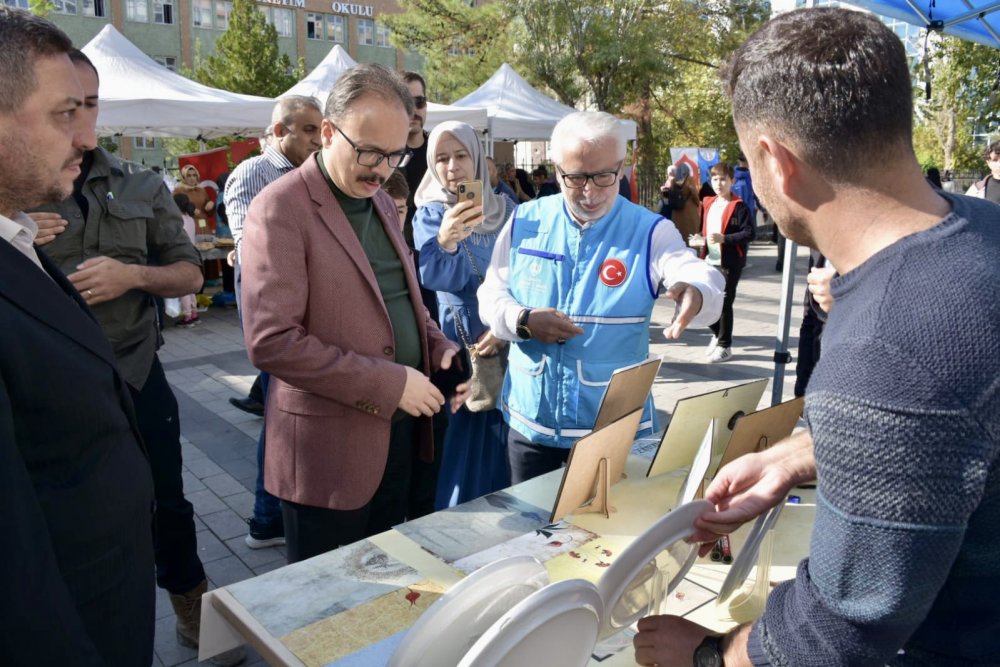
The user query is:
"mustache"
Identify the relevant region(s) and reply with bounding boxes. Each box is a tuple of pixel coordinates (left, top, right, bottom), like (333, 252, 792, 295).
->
(63, 149, 85, 169)
(359, 174, 385, 186)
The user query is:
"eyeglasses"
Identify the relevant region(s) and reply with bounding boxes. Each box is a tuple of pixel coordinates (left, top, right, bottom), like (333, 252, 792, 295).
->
(412, 95, 427, 109)
(334, 126, 412, 169)
(557, 161, 623, 189)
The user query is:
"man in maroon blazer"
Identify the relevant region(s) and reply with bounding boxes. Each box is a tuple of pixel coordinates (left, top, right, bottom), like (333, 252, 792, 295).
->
(241, 63, 463, 563)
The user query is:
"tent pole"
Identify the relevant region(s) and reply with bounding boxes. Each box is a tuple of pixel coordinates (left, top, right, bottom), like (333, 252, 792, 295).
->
(771, 237, 798, 406)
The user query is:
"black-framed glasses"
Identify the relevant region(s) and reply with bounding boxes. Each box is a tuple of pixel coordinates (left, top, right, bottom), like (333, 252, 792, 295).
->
(557, 161, 623, 189)
(412, 95, 428, 109)
(334, 126, 412, 169)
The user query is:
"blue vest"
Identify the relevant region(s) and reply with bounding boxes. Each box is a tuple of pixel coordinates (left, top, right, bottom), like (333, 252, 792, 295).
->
(505, 195, 661, 448)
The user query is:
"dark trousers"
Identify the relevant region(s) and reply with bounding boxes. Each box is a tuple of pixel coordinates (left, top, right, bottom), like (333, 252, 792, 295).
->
(794, 303, 826, 397)
(507, 427, 570, 485)
(407, 410, 445, 520)
(129, 356, 205, 594)
(281, 415, 417, 563)
(252, 372, 282, 526)
(709, 264, 744, 349)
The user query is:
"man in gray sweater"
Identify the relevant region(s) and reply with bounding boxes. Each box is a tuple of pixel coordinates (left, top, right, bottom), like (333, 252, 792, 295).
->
(634, 8, 1000, 667)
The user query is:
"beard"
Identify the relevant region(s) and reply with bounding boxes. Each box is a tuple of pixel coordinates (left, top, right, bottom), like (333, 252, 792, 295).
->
(0, 131, 77, 213)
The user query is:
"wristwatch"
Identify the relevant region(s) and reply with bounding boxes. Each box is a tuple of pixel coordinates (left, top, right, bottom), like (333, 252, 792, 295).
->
(515, 308, 533, 340)
(693, 635, 724, 667)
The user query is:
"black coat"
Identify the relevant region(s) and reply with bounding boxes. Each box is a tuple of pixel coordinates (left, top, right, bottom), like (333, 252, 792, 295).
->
(0, 241, 155, 666)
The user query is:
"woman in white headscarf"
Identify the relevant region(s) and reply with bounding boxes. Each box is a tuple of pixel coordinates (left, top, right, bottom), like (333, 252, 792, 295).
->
(413, 121, 515, 509)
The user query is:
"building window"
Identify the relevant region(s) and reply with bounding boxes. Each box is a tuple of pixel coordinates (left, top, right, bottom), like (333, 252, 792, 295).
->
(153, 0, 172, 23)
(375, 22, 391, 48)
(2, 0, 30, 9)
(126, 0, 148, 22)
(267, 7, 293, 37)
(214, 0, 231, 30)
(81, 0, 105, 16)
(154, 55, 176, 71)
(325, 14, 345, 42)
(133, 137, 157, 149)
(191, 0, 212, 28)
(306, 12, 322, 40)
(52, 0, 77, 14)
(356, 17, 373, 46)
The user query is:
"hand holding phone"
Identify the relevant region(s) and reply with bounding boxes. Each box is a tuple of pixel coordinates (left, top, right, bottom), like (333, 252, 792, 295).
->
(457, 180, 483, 210)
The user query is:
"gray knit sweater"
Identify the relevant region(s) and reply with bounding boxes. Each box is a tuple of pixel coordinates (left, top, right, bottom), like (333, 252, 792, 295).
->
(747, 192, 1000, 666)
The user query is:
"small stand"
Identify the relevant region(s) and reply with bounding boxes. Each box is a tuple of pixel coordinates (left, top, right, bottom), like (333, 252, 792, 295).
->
(550, 409, 642, 523)
(574, 458, 617, 519)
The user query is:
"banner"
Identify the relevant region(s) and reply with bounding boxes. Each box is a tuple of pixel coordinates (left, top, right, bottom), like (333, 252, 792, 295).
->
(669, 147, 720, 185)
(230, 138, 261, 166)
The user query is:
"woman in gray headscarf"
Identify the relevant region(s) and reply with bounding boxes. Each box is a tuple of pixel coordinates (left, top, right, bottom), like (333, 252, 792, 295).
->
(413, 121, 515, 509)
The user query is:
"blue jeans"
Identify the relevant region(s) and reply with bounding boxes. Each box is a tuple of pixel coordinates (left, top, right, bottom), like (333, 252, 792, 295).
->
(252, 372, 282, 526)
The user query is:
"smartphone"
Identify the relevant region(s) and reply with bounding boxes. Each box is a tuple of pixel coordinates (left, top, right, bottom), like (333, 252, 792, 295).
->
(457, 180, 483, 209)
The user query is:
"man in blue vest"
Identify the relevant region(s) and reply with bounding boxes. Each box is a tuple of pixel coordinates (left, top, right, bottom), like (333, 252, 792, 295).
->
(479, 111, 724, 483)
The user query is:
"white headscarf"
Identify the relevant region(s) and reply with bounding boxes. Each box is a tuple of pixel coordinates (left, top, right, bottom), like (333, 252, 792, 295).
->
(413, 121, 507, 234)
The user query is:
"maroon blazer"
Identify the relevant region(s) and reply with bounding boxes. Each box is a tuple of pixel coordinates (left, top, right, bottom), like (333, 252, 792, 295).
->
(241, 156, 457, 511)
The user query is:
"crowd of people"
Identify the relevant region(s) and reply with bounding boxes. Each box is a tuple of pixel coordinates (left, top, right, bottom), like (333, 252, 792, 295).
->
(3, 5, 997, 667)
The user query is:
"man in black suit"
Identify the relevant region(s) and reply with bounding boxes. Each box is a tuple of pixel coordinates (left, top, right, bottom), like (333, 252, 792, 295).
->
(0, 8, 155, 665)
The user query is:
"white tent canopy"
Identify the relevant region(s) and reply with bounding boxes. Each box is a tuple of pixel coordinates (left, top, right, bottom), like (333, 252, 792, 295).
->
(279, 45, 489, 133)
(280, 44, 357, 102)
(452, 63, 638, 142)
(82, 25, 274, 139)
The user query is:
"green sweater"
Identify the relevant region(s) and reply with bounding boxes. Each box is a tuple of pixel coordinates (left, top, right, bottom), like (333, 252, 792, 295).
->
(317, 154, 421, 373)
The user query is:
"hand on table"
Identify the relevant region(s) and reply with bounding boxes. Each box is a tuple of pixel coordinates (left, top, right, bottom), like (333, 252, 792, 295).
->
(68, 256, 139, 306)
(437, 201, 483, 252)
(27, 211, 68, 246)
(662, 282, 703, 340)
(525, 308, 584, 344)
(633, 615, 714, 667)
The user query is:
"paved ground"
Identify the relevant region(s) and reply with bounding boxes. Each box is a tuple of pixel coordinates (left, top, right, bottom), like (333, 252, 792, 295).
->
(154, 239, 809, 666)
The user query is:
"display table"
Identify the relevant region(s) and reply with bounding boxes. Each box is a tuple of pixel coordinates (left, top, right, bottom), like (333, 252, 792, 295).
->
(200, 456, 816, 666)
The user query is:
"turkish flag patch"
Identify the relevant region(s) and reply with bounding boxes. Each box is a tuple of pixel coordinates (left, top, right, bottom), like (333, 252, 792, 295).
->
(599, 258, 627, 287)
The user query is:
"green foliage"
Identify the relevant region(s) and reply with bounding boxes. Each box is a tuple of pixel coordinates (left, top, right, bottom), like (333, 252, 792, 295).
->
(28, 0, 56, 16)
(191, 0, 303, 97)
(383, 0, 513, 103)
(913, 34, 1000, 171)
(385, 0, 764, 169)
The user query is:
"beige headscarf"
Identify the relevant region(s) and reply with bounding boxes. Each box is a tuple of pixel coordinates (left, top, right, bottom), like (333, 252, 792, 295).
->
(413, 121, 507, 234)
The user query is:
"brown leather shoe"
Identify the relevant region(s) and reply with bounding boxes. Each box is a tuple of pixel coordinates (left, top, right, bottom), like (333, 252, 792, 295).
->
(169, 579, 247, 666)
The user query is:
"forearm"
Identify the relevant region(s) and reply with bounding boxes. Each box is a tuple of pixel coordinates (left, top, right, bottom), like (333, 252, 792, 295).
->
(651, 223, 725, 328)
(762, 428, 816, 487)
(132, 260, 203, 297)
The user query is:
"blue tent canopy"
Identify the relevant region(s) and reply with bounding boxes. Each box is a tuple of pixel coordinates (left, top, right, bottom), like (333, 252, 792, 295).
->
(845, 0, 1000, 48)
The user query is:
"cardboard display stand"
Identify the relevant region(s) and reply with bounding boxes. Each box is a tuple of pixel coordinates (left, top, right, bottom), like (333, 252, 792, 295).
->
(646, 379, 768, 479)
(550, 409, 644, 523)
(714, 397, 804, 475)
(592, 356, 662, 432)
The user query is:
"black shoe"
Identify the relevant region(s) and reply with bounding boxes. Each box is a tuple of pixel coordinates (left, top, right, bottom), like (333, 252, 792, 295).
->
(229, 396, 264, 417)
(245, 518, 285, 549)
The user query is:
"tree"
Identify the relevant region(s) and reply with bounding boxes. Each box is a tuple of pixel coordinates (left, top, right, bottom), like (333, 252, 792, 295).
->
(191, 0, 303, 98)
(914, 34, 1000, 171)
(383, 0, 512, 103)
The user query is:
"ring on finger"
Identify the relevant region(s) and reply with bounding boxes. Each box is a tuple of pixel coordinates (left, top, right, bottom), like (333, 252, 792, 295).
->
(84, 289, 94, 299)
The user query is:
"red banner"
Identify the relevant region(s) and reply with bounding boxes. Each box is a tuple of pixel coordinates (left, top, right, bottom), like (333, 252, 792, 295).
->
(229, 139, 261, 166)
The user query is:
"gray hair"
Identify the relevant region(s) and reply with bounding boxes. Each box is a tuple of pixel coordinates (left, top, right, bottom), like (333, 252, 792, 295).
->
(550, 111, 627, 165)
(273, 95, 321, 128)
(0, 8, 73, 115)
(325, 63, 414, 123)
